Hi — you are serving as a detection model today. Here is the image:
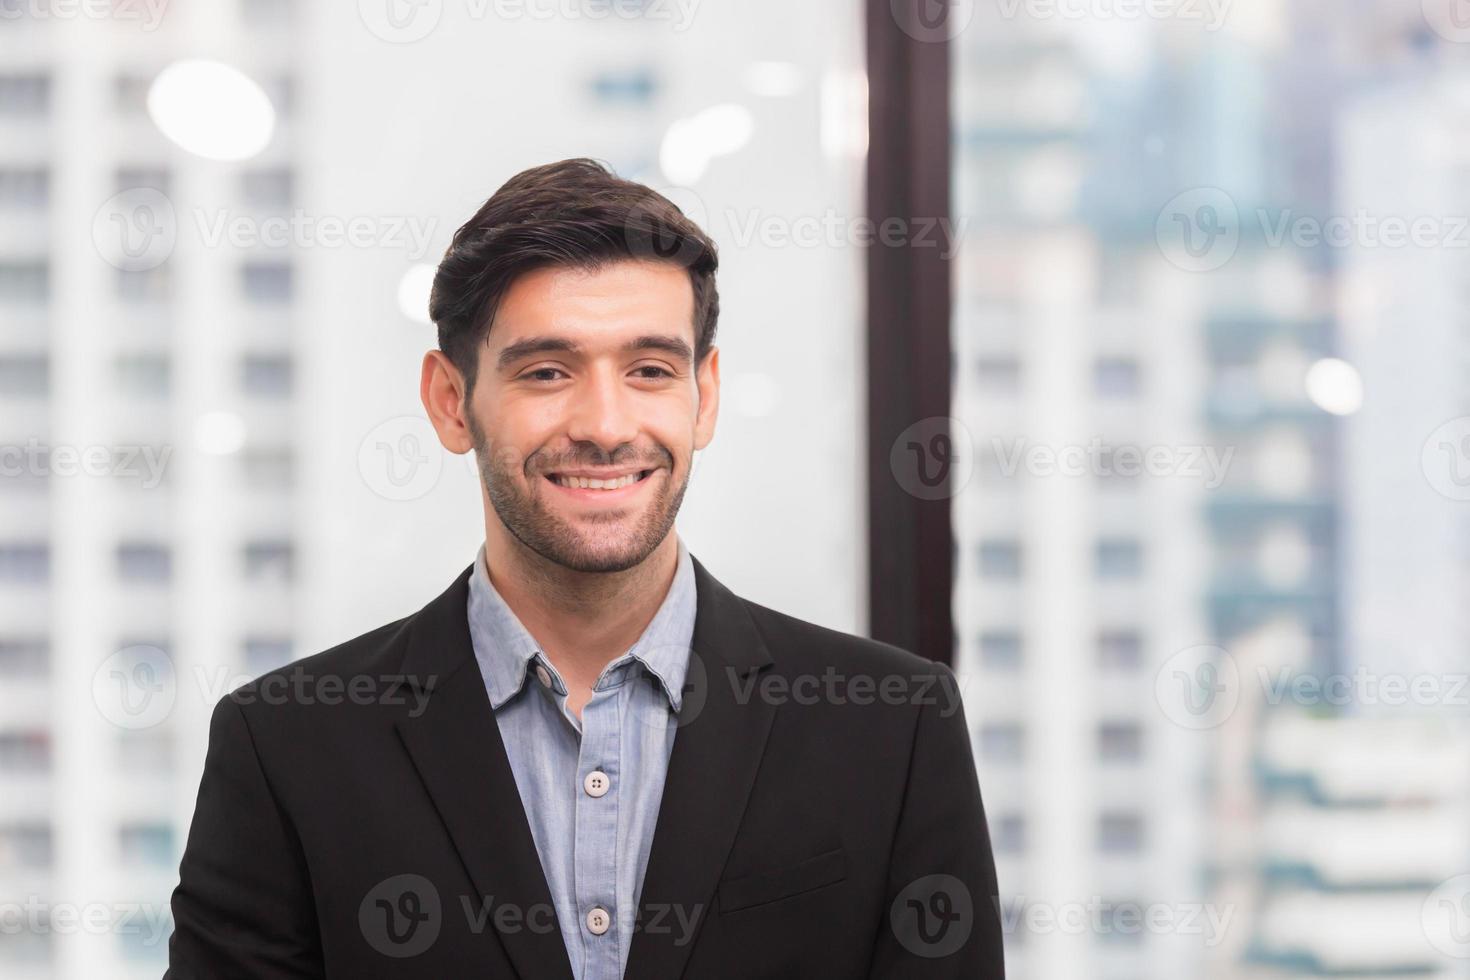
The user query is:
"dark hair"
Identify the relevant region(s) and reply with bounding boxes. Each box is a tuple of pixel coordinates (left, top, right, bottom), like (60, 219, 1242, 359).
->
(429, 157, 719, 395)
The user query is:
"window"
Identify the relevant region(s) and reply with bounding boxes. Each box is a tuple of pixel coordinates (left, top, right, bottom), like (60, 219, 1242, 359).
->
(117, 267, 171, 304)
(0, 261, 48, 303)
(117, 730, 174, 773)
(114, 353, 171, 398)
(0, 167, 48, 208)
(1098, 812, 1145, 854)
(1095, 538, 1143, 580)
(244, 635, 293, 674)
(0, 637, 48, 677)
(240, 352, 293, 398)
(975, 356, 1021, 396)
(115, 167, 171, 195)
(113, 73, 153, 114)
(0, 354, 47, 397)
(0, 73, 50, 116)
(118, 823, 175, 868)
(977, 722, 1024, 764)
(0, 543, 48, 583)
(589, 68, 657, 105)
(1098, 629, 1143, 671)
(0, 824, 52, 869)
(1098, 721, 1143, 763)
(241, 168, 293, 209)
(979, 630, 1022, 669)
(117, 542, 171, 584)
(977, 539, 1022, 580)
(243, 540, 294, 583)
(992, 813, 1025, 854)
(1094, 357, 1141, 398)
(0, 730, 50, 772)
(242, 262, 293, 304)
(241, 447, 295, 490)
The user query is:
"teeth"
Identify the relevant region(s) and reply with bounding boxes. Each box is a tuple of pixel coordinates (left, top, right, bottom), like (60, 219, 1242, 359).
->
(553, 472, 643, 490)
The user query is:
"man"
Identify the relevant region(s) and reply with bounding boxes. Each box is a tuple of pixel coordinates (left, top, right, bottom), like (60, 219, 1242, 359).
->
(167, 158, 1004, 978)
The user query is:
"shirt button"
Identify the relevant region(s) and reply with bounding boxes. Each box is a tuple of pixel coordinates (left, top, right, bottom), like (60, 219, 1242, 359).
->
(584, 770, 610, 798)
(586, 906, 611, 935)
(535, 664, 552, 688)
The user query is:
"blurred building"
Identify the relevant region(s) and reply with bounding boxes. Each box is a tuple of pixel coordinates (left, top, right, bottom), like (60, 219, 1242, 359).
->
(1, 3, 304, 976)
(952, 11, 1212, 978)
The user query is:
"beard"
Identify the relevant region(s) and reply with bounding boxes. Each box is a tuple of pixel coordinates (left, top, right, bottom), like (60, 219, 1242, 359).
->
(469, 413, 687, 574)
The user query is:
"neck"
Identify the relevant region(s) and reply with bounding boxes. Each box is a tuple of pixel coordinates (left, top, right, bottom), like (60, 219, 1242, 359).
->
(481, 522, 681, 702)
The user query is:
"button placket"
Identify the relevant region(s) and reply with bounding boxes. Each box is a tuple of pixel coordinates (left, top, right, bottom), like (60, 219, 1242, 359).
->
(573, 690, 622, 974)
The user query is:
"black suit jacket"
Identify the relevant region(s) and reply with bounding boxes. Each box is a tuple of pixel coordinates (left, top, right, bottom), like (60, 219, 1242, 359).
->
(167, 555, 1004, 978)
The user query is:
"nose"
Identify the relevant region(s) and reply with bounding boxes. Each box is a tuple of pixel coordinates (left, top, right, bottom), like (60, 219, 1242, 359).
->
(564, 366, 640, 456)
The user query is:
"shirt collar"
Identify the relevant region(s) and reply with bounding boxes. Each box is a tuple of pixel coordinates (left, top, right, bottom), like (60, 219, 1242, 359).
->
(466, 537, 698, 713)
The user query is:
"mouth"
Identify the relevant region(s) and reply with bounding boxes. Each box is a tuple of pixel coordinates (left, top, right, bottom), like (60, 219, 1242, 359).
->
(541, 467, 660, 502)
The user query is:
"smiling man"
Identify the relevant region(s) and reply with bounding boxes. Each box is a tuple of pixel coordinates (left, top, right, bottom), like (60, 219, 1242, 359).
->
(167, 159, 1004, 979)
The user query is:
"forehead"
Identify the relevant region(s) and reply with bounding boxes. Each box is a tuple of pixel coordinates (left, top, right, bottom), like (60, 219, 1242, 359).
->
(489, 260, 696, 349)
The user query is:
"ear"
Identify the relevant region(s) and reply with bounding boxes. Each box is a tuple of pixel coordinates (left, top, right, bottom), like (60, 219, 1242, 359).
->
(420, 349, 475, 454)
(693, 346, 720, 451)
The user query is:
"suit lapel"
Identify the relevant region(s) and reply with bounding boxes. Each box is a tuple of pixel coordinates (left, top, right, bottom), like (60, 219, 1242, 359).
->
(394, 564, 574, 980)
(623, 556, 777, 980)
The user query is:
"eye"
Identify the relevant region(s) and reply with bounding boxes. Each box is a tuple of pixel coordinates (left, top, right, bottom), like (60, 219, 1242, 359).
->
(633, 365, 675, 380)
(522, 367, 567, 382)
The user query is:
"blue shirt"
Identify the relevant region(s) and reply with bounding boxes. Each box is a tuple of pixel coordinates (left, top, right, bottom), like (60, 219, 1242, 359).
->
(466, 538, 697, 980)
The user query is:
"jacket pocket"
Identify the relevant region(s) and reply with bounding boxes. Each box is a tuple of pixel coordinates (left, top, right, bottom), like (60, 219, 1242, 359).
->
(716, 846, 848, 913)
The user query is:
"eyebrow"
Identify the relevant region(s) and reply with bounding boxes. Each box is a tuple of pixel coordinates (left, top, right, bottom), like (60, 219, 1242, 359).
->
(496, 334, 694, 370)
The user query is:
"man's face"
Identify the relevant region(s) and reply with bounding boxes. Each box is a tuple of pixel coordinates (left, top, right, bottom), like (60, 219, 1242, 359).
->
(463, 259, 718, 573)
